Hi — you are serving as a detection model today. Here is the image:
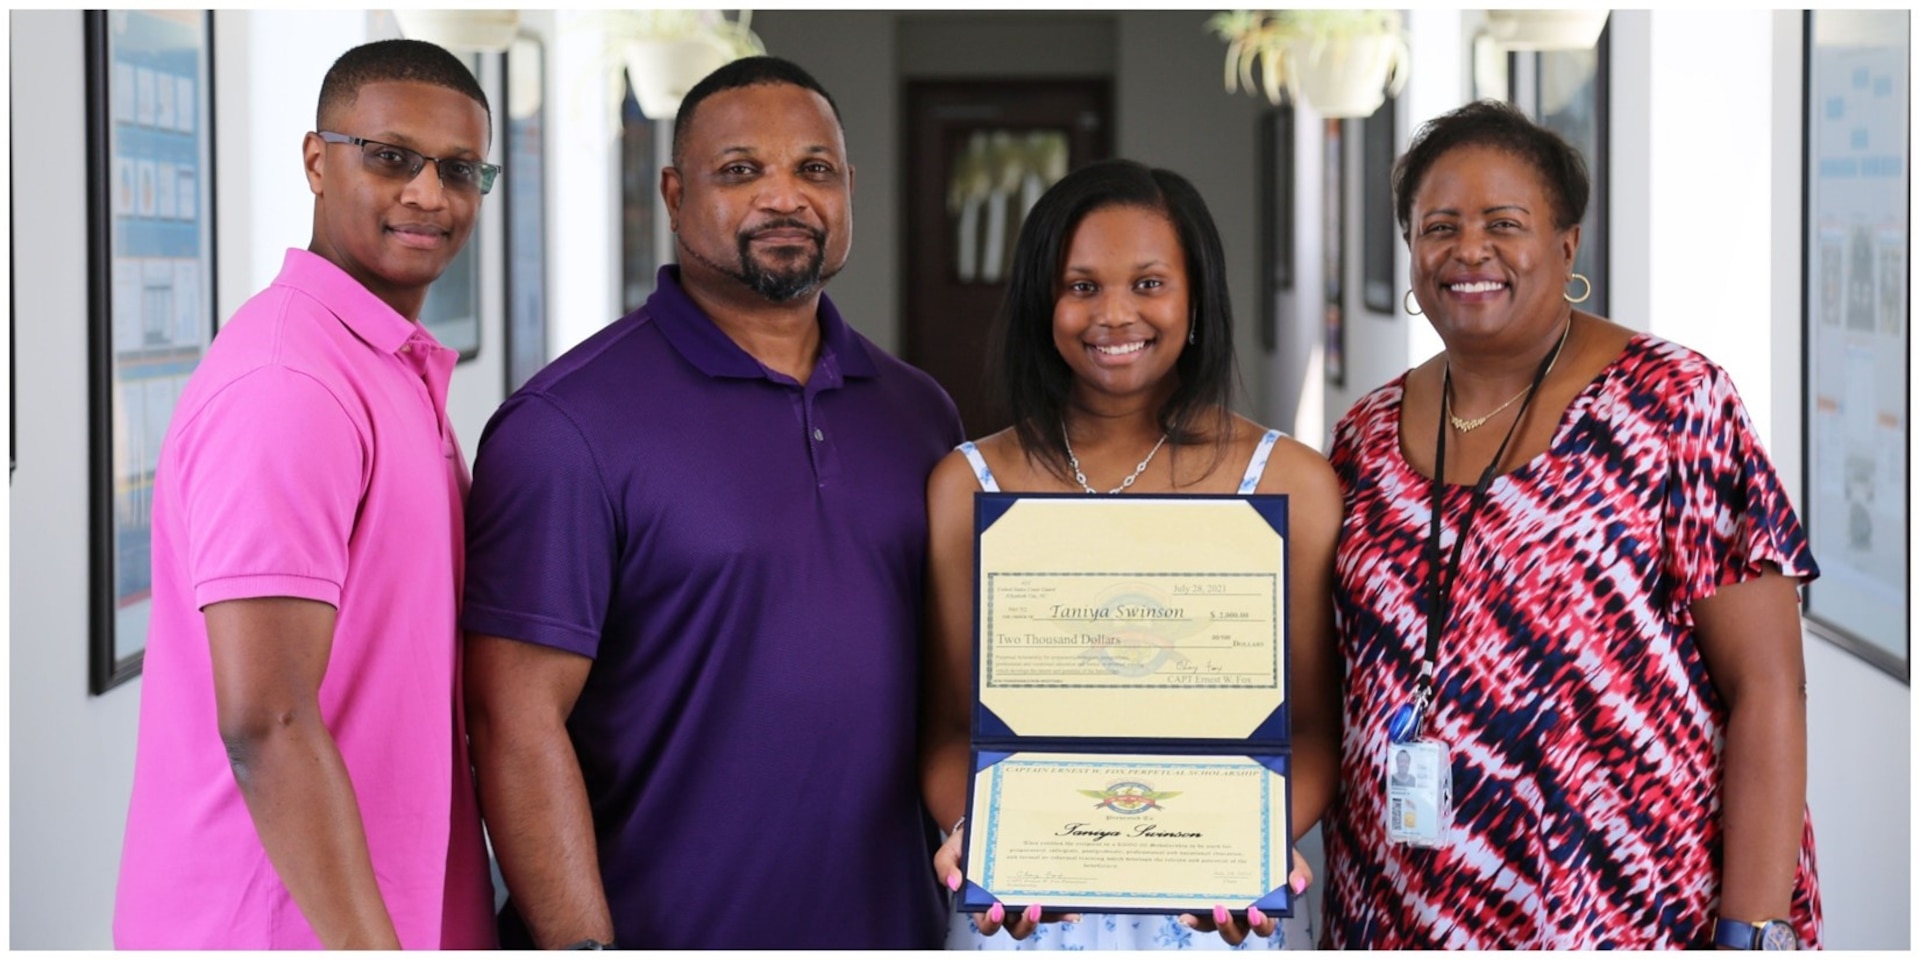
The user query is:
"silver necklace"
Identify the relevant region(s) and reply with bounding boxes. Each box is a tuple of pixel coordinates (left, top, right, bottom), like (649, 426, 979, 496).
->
(1445, 318, 1573, 433)
(1062, 423, 1169, 494)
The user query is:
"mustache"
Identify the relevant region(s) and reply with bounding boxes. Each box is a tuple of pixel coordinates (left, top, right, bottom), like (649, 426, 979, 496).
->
(741, 218, 826, 244)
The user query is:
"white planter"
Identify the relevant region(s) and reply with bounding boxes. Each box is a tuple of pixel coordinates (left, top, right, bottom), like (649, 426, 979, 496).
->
(1484, 10, 1611, 52)
(392, 9, 521, 54)
(622, 37, 735, 121)
(1286, 32, 1409, 119)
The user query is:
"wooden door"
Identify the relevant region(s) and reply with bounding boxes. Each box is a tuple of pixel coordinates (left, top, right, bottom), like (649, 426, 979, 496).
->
(903, 80, 1112, 439)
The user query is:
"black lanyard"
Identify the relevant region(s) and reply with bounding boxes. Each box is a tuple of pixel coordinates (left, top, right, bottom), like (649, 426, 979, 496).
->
(1412, 341, 1561, 715)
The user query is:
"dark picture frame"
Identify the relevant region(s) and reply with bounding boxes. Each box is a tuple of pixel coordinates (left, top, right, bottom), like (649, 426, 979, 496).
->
(504, 34, 548, 394)
(1510, 24, 1611, 316)
(620, 74, 662, 314)
(86, 10, 218, 694)
(1257, 104, 1295, 353)
(418, 53, 483, 361)
(1323, 118, 1346, 388)
(1361, 95, 1397, 315)
(1798, 10, 1910, 682)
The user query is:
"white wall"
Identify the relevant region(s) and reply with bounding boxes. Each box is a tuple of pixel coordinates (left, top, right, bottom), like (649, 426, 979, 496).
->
(545, 8, 621, 359)
(10, 11, 146, 948)
(1606, 10, 1653, 334)
(1640, 9, 1776, 433)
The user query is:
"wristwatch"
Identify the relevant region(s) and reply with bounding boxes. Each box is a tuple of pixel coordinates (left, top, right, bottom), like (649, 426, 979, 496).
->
(1714, 917, 1799, 950)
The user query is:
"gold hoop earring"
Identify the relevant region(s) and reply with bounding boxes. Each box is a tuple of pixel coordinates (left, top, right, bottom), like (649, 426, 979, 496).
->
(1403, 289, 1423, 316)
(1564, 273, 1592, 304)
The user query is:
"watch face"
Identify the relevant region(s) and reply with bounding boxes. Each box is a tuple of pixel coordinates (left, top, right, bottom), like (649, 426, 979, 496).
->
(1759, 920, 1800, 950)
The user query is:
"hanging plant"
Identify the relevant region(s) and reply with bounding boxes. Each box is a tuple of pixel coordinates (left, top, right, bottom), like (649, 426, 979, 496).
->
(1207, 9, 1409, 118)
(580, 10, 767, 123)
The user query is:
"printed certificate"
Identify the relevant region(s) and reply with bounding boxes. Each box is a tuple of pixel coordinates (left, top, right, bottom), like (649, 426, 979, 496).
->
(975, 496, 1289, 740)
(959, 752, 1292, 914)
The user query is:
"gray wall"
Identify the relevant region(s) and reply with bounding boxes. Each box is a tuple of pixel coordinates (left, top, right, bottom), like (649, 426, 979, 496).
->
(751, 12, 901, 356)
(1115, 11, 1270, 418)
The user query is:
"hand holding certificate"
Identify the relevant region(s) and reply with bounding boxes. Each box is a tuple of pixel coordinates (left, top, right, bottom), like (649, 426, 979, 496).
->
(965, 752, 1290, 912)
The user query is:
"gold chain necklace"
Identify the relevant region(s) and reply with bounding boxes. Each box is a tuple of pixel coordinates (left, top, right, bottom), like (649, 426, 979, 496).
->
(1063, 423, 1169, 494)
(1445, 319, 1573, 433)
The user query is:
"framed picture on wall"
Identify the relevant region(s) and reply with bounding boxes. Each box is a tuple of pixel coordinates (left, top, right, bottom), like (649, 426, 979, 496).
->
(85, 10, 218, 694)
(1361, 95, 1397, 315)
(1800, 9, 1910, 682)
(1257, 104, 1295, 353)
(504, 34, 547, 394)
(1323, 118, 1346, 388)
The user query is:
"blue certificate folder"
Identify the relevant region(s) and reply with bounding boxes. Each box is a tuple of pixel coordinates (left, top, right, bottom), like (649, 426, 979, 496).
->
(959, 493, 1295, 917)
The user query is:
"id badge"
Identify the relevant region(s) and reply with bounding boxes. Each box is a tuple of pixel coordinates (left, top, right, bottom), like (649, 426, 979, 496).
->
(1382, 738, 1452, 848)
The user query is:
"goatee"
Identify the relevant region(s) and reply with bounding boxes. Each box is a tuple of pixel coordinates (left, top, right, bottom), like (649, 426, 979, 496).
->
(735, 219, 832, 302)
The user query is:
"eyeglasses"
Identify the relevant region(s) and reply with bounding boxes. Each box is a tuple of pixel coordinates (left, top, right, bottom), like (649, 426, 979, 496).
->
(316, 131, 501, 196)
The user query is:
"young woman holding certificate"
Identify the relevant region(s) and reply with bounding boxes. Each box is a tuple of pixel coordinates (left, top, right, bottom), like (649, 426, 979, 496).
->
(920, 159, 1341, 950)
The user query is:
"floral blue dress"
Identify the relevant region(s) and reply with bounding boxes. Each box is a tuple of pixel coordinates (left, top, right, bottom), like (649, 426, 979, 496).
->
(949, 912, 1288, 951)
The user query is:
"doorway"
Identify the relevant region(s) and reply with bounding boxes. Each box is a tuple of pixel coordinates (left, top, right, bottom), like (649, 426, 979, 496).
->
(902, 79, 1112, 438)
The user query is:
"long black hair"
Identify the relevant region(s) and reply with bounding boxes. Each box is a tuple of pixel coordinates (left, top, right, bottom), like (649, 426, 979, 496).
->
(989, 158, 1237, 484)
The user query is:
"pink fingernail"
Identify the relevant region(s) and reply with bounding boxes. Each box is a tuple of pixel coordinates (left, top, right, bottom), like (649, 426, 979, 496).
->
(1024, 903, 1042, 923)
(987, 902, 1005, 924)
(1213, 904, 1229, 925)
(946, 870, 962, 891)
(1248, 907, 1267, 927)
(1292, 874, 1308, 894)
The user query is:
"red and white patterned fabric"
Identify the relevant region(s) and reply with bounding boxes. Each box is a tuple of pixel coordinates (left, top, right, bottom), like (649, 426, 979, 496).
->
(1321, 334, 1822, 949)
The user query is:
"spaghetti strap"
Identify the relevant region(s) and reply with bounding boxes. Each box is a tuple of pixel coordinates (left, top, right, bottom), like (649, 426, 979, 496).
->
(957, 441, 1000, 493)
(1238, 429, 1284, 494)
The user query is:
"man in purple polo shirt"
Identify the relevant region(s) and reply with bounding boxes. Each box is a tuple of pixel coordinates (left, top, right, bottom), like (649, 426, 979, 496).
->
(462, 56, 962, 949)
(115, 40, 498, 948)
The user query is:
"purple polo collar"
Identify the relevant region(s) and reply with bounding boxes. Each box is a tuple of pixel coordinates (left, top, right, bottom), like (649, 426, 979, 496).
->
(645, 265, 877, 383)
(273, 248, 432, 356)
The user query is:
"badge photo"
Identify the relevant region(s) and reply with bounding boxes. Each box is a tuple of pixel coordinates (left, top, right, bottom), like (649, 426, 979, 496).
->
(1382, 738, 1451, 848)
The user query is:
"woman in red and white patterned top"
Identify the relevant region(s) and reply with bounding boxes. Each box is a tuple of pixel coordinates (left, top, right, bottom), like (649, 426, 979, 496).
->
(1316, 100, 1821, 949)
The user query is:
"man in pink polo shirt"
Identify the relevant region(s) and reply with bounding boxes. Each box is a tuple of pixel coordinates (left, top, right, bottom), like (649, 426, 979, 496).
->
(114, 39, 497, 949)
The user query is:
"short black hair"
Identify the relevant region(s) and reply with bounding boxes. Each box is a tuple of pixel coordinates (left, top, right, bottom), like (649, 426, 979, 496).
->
(990, 159, 1237, 484)
(1392, 98, 1589, 237)
(315, 38, 490, 129)
(671, 56, 843, 167)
